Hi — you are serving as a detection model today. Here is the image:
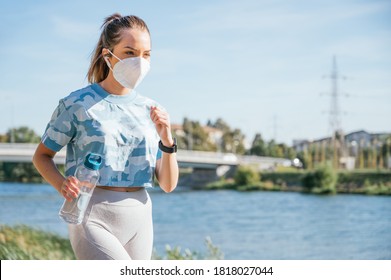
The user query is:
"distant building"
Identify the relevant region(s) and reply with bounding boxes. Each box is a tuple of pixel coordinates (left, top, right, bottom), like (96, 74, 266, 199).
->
(293, 130, 391, 151)
(202, 126, 224, 146)
(344, 130, 372, 147)
(171, 124, 224, 146)
(292, 139, 311, 153)
(292, 130, 391, 170)
(171, 124, 186, 138)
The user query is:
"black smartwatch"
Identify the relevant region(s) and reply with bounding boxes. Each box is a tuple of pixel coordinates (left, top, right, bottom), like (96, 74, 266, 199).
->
(159, 138, 177, 153)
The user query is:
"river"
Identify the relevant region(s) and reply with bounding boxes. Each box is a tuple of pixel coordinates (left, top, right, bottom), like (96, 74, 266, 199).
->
(0, 182, 390, 259)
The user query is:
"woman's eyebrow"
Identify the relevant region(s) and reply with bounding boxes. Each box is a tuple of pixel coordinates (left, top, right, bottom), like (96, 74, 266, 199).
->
(124, 46, 138, 51)
(124, 46, 151, 52)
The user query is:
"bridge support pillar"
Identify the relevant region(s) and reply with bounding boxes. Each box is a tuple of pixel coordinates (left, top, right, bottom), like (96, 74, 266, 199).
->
(179, 165, 237, 188)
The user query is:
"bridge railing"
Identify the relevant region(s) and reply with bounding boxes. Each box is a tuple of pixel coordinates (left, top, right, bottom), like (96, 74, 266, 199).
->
(177, 150, 238, 165)
(0, 143, 292, 170)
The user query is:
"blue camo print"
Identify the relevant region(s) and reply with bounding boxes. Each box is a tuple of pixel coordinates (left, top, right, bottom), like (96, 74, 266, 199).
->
(41, 83, 163, 188)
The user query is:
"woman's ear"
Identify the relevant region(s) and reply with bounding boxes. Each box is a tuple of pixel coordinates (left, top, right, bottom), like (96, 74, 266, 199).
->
(102, 48, 112, 68)
(102, 47, 109, 57)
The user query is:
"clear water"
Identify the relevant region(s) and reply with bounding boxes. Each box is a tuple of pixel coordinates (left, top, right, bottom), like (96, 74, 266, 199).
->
(59, 191, 92, 224)
(0, 182, 390, 259)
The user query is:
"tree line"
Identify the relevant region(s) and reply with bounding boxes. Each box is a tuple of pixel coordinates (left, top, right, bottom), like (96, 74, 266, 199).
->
(0, 127, 43, 182)
(173, 117, 296, 159)
(0, 122, 390, 183)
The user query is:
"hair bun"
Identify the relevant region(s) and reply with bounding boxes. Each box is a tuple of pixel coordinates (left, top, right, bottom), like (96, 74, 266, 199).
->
(102, 13, 122, 28)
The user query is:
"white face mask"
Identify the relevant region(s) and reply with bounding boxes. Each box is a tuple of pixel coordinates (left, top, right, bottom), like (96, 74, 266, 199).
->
(105, 49, 150, 90)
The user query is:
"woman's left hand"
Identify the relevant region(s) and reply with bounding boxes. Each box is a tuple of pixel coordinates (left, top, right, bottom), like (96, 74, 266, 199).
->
(150, 106, 174, 146)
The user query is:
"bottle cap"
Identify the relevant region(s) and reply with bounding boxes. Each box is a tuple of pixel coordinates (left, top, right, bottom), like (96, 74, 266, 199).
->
(84, 153, 102, 170)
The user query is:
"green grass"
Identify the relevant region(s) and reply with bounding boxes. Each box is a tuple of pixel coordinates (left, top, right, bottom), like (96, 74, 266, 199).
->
(0, 224, 224, 260)
(0, 224, 75, 260)
(206, 169, 391, 195)
(153, 236, 224, 260)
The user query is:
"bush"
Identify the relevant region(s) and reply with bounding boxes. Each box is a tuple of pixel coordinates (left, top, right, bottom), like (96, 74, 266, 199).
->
(0, 225, 75, 260)
(234, 165, 260, 186)
(152, 236, 224, 260)
(205, 178, 236, 190)
(0, 225, 224, 260)
(302, 165, 337, 194)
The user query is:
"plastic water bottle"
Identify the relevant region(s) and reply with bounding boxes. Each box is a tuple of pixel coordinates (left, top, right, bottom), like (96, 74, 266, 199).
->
(59, 153, 102, 224)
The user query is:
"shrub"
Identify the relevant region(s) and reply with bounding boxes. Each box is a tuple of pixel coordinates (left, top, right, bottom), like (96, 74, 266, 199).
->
(0, 225, 75, 260)
(152, 236, 224, 260)
(205, 178, 236, 190)
(302, 165, 337, 194)
(0, 225, 224, 260)
(234, 165, 260, 186)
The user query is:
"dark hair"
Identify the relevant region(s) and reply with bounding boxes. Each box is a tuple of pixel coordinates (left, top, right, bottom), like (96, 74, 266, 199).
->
(87, 13, 150, 84)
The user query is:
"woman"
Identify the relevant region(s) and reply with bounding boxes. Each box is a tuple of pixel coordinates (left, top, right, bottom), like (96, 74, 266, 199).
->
(33, 13, 179, 260)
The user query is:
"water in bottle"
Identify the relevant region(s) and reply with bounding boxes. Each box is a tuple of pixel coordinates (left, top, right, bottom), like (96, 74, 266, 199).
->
(59, 153, 102, 224)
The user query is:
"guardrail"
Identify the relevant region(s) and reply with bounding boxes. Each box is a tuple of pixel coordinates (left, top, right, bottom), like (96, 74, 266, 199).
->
(0, 143, 292, 170)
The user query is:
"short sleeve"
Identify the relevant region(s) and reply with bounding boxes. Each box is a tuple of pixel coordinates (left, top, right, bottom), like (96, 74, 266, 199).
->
(156, 148, 162, 160)
(41, 100, 76, 152)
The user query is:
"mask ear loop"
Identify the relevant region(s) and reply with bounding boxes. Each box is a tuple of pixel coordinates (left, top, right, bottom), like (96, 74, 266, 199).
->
(104, 55, 113, 71)
(103, 48, 122, 71)
(106, 49, 123, 63)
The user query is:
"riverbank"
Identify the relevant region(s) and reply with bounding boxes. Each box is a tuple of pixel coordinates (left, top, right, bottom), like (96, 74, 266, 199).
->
(0, 224, 75, 260)
(2, 183, 390, 260)
(0, 225, 223, 260)
(1, 161, 390, 195)
(205, 170, 391, 195)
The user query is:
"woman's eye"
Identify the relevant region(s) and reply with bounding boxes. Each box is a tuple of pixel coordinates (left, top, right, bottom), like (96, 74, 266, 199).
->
(126, 51, 135, 55)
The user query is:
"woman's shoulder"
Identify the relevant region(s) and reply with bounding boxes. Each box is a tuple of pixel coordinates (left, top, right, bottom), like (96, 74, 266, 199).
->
(61, 84, 97, 103)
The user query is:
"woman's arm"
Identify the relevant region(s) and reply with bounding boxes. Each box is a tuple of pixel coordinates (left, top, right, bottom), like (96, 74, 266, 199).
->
(33, 143, 79, 201)
(150, 106, 179, 192)
(155, 152, 179, 193)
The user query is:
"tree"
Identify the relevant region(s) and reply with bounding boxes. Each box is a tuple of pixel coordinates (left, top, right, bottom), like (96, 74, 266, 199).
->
(5, 126, 40, 143)
(181, 118, 217, 151)
(250, 134, 297, 159)
(221, 129, 245, 154)
(1, 162, 43, 182)
(381, 137, 391, 168)
(208, 118, 246, 154)
(0, 126, 43, 183)
(210, 118, 230, 132)
(249, 133, 267, 156)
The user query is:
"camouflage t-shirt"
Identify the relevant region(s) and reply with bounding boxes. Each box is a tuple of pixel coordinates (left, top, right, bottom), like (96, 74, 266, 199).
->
(41, 83, 162, 188)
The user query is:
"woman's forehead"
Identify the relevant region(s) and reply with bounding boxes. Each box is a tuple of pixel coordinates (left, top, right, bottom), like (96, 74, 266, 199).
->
(117, 28, 151, 49)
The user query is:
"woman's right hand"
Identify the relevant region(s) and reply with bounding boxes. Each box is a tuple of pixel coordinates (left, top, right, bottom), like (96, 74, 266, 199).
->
(60, 176, 80, 201)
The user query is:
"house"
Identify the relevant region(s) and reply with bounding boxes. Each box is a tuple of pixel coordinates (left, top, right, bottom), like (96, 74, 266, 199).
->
(293, 130, 391, 151)
(171, 124, 224, 147)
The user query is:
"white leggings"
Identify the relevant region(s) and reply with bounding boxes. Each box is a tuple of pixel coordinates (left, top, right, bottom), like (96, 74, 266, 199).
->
(68, 187, 153, 260)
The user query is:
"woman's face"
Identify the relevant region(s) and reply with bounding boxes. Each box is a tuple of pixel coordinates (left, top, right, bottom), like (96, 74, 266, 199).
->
(105, 28, 151, 65)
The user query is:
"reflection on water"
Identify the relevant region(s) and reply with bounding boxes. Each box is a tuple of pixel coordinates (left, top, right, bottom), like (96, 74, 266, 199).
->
(0, 182, 390, 259)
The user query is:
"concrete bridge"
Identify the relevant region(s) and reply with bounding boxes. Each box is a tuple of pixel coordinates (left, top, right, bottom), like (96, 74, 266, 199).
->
(0, 143, 292, 187)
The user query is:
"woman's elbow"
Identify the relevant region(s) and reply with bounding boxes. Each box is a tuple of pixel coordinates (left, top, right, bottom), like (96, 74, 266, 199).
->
(160, 182, 178, 193)
(32, 143, 55, 168)
(32, 150, 40, 168)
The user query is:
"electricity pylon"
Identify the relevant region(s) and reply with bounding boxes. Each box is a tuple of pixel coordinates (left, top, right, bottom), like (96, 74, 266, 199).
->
(324, 55, 347, 168)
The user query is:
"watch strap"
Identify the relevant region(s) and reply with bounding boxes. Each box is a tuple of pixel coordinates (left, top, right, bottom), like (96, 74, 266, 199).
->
(159, 138, 177, 153)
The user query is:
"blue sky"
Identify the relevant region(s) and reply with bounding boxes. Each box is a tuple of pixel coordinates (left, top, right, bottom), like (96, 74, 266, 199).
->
(0, 0, 390, 145)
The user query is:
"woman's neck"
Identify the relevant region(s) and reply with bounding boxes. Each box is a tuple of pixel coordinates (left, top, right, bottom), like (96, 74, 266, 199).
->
(99, 75, 131, 96)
